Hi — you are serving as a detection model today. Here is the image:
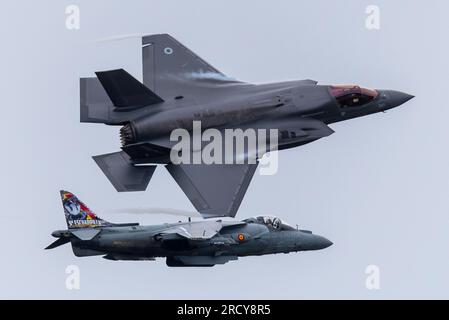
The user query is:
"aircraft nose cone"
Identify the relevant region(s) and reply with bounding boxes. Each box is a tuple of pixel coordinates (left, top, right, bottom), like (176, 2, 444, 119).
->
(302, 234, 333, 251)
(380, 90, 414, 110)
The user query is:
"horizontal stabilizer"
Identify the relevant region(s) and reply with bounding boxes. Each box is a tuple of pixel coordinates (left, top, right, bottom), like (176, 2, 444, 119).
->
(93, 151, 156, 192)
(45, 238, 70, 250)
(70, 229, 101, 240)
(95, 69, 164, 108)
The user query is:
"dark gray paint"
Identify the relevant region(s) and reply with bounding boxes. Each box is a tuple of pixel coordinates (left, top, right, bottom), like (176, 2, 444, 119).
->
(80, 34, 413, 218)
(47, 197, 332, 268)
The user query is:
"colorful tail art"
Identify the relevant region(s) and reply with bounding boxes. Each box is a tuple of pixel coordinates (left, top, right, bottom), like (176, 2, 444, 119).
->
(60, 190, 112, 229)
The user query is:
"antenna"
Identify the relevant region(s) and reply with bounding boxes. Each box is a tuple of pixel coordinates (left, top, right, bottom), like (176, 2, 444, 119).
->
(188, 217, 191, 223)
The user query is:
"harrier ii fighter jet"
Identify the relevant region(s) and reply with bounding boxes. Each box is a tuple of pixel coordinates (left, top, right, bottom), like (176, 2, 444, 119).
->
(80, 34, 414, 218)
(46, 191, 332, 267)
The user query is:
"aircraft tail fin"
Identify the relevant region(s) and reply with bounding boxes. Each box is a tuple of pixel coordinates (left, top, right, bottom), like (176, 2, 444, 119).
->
(142, 34, 240, 99)
(95, 69, 164, 109)
(60, 190, 112, 229)
(80, 77, 118, 124)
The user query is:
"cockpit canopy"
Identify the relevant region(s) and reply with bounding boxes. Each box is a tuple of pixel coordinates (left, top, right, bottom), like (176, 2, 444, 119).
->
(243, 216, 296, 231)
(330, 85, 378, 108)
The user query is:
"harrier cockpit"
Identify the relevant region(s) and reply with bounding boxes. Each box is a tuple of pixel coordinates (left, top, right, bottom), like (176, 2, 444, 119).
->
(244, 216, 296, 231)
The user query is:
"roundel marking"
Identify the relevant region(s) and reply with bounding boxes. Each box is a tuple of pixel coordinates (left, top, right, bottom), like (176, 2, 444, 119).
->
(164, 47, 173, 55)
(237, 234, 245, 241)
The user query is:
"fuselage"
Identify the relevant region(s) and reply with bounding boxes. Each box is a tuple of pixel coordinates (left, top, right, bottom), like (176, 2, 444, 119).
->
(117, 81, 413, 164)
(55, 217, 332, 263)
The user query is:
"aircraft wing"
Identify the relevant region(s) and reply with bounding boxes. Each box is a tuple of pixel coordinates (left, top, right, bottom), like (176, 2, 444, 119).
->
(159, 220, 222, 240)
(161, 119, 332, 219)
(157, 220, 247, 241)
(95, 118, 332, 218)
(166, 163, 258, 218)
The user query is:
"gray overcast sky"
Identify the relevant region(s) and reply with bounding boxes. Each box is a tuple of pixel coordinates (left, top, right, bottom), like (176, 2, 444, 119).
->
(1, 0, 448, 299)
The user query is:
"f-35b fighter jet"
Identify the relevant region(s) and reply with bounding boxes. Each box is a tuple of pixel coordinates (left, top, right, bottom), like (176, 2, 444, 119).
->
(81, 34, 414, 218)
(46, 191, 332, 267)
